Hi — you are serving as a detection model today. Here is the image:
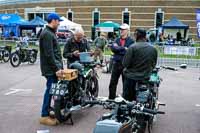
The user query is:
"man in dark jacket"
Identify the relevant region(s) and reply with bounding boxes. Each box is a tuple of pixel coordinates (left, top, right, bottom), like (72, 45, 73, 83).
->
(39, 13, 63, 126)
(108, 24, 134, 99)
(122, 28, 158, 101)
(63, 27, 91, 65)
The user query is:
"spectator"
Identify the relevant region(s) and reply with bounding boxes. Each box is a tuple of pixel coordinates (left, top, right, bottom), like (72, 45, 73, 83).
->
(39, 13, 63, 126)
(122, 28, 158, 101)
(93, 32, 108, 64)
(108, 23, 134, 99)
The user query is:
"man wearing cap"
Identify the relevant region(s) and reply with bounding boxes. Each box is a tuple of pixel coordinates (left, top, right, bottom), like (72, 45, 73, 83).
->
(123, 28, 158, 101)
(108, 23, 134, 99)
(63, 27, 91, 66)
(39, 13, 63, 126)
(93, 32, 108, 64)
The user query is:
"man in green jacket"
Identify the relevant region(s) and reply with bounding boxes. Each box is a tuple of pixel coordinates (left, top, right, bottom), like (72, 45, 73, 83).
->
(39, 13, 63, 126)
(93, 32, 108, 64)
(123, 28, 158, 101)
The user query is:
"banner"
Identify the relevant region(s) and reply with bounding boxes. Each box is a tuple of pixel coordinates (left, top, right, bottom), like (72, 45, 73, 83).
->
(96, 27, 114, 32)
(196, 9, 200, 38)
(164, 46, 196, 56)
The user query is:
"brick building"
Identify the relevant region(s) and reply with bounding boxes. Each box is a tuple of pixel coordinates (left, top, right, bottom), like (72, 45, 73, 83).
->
(0, 0, 199, 40)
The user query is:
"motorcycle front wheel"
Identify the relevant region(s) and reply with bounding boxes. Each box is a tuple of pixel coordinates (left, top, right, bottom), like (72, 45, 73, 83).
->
(3, 49, 10, 62)
(10, 52, 21, 67)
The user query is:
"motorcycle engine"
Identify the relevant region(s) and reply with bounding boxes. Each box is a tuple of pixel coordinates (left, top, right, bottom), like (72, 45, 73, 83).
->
(136, 84, 151, 104)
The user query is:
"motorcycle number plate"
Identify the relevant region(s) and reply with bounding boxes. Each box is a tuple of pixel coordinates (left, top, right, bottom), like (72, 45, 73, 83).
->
(50, 82, 68, 96)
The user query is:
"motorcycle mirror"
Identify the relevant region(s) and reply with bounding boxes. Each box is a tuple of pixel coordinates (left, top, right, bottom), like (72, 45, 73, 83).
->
(97, 96, 108, 102)
(114, 96, 125, 103)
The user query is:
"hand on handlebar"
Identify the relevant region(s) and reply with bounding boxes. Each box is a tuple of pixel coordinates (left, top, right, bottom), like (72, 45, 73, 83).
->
(73, 50, 80, 57)
(56, 69, 64, 78)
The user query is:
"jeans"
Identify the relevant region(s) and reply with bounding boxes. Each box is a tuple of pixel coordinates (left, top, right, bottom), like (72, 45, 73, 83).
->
(41, 75, 57, 117)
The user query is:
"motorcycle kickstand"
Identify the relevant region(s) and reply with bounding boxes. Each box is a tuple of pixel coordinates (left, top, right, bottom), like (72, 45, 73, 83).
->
(65, 113, 74, 125)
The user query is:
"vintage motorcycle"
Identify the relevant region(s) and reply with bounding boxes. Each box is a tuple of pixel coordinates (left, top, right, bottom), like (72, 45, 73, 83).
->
(50, 52, 99, 124)
(85, 96, 164, 133)
(0, 45, 11, 63)
(134, 67, 166, 133)
(10, 41, 38, 67)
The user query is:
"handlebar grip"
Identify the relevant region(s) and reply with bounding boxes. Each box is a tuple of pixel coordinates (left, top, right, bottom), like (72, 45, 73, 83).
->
(106, 99, 116, 103)
(142, 108, 157, 115)
(157, 111, 165, 114)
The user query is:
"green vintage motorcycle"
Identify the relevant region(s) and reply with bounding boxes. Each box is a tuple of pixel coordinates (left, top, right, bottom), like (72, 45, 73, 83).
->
(50, 52, 99, 124)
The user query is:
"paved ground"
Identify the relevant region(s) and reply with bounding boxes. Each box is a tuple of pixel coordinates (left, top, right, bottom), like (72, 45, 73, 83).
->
(0, 61, 200, 133)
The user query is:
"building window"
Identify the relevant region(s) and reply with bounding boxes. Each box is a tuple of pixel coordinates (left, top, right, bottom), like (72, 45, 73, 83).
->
(92, 8, 100, 26)
(67, 9, 74, 21)
(122, 8, 131, 25)
(25, 7, 55, 21)
(36, 13, 43, 19)
(44, 13, 49, 21)
(28, 13, 35, 21)
(155, 8, 164, 28)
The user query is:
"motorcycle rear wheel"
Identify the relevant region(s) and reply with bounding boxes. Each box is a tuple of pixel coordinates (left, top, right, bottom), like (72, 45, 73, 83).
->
(29, 51, 37, 64)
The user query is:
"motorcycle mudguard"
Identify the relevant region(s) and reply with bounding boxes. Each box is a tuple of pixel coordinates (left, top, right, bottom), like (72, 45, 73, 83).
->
(93, 119, 122, 133)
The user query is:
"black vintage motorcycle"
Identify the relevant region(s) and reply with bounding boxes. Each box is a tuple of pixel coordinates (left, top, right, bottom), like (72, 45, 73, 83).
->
(134, 67, 167, 133)
(0, 45, 11, 63)
(10, 41, 38, 67)
(85, 96, 164, 133)
(50, 53, 99, 124)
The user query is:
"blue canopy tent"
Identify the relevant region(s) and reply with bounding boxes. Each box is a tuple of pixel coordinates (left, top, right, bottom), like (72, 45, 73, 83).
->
(29, 16, 47, 27)
(0, 14, 36, 37)
(162, 17, 189, 39)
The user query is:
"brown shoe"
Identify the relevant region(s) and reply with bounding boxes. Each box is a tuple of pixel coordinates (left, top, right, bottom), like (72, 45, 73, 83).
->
(39, 117, 59, 126)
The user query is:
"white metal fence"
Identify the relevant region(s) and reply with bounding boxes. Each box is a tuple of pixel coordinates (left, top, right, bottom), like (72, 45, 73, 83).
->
(1, 39, 200, 68)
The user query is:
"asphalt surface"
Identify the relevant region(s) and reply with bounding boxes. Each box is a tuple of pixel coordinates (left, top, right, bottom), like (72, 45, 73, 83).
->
(0, 61, 200, 133)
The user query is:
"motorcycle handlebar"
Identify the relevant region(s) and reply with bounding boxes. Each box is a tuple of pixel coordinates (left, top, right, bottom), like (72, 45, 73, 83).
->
(84, 100, 101, 105)
(84, 100, 165, 115)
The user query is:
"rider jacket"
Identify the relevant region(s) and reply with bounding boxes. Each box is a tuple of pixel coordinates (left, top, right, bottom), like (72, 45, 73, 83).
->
(63, 37, 90, 64)
(123, 42, 158, 80)
(110, 36, 134, 62)
(39, 25, 63, 76)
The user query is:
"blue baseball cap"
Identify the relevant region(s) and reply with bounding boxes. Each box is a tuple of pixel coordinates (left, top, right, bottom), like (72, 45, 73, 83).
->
(47, 13, 63, 22)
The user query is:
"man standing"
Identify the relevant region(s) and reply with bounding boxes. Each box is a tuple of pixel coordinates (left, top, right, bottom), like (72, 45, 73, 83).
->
(63, 27, 91, 65)
(39, 13, 63, 126)
(108, 24, 134, 99)
(93, 32, 108, 64)
(123, 28, 158, 101)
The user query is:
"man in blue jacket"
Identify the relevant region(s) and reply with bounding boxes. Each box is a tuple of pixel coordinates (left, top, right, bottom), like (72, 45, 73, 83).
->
(108, 24, 134, 99)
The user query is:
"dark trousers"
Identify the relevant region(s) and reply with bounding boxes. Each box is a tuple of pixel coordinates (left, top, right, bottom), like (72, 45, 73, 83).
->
(108, 61, 124, 99)
(123, 77, 137, 101)
(41, 75, 58, 117)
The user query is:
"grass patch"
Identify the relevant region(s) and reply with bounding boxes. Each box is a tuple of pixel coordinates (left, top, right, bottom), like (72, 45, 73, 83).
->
(192, 43, 200, 47)
(1, 41, 200, 59)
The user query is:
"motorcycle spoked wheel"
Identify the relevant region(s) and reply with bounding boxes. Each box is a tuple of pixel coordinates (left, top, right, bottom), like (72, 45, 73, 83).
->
(10, 52, 21, 67)
(29, 51, 37, 64)
(136, 116, 147, 133)
(3, 49, 10, 62)
(89, 76, 99, 98)
(147, 95, 157, 133)
(82, 76, 99, 107)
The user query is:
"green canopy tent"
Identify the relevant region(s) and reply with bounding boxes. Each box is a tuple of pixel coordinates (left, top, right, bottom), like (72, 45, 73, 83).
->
(91, 21, 120, 40)
(95, 21, 120, 32)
